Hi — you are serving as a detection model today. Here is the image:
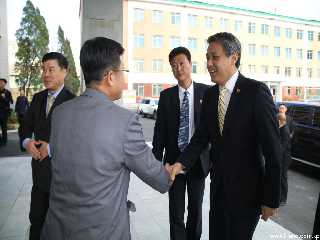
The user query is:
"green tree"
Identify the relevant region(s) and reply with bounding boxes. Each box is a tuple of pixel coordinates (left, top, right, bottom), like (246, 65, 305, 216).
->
(57, 26, 80, 94)
(14, 0, 49, 97)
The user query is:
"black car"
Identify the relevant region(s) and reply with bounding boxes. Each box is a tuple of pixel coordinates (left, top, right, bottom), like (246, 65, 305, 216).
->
(276, 101, 320, 169)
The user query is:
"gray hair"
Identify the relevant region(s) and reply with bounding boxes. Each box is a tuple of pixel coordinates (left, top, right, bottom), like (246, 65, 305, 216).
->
(207, 32, 241, 68)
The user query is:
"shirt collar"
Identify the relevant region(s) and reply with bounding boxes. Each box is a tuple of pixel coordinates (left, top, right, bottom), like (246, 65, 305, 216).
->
(178, 80, 193, 95)
(220, 71, 239, 93)
(48, 84, 64, 98)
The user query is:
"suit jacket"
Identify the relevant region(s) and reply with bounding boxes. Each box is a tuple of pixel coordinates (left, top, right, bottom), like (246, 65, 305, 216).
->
(41, 88, 170, 240)
(152, 82, 211, 177)
(0, 88, 13, 119)
(178, 74, 281, 214)
(21, 87, 75, 192)
(15, 95, 29, 115)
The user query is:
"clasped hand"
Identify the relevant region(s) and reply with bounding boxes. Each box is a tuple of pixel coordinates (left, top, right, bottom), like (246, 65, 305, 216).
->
(25, 139, 49, 161)
(164, 162, 184, 183)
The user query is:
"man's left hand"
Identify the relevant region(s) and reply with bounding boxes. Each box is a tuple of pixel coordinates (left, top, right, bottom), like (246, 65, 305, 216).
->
(38, 140, 49, 161)
(261, 205, 278, 221)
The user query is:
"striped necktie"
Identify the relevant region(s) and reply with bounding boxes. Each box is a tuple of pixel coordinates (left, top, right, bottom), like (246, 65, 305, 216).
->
(218, 86, 227, 135)
(178, 91, 189, 151)
(46, 94, 55, 117)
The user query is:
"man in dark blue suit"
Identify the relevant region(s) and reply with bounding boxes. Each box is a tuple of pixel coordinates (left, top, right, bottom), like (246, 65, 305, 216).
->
(152, 47, 210, 240)
(171, 32, 281, 240)
(15, 89, 29, 151)
(0, 78, 13, 146)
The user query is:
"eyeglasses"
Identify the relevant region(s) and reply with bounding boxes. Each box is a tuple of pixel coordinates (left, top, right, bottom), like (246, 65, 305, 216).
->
(114, 69, 130, 73)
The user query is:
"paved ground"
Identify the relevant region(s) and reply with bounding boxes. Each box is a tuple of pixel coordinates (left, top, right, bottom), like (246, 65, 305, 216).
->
(0, 156, 305, 240)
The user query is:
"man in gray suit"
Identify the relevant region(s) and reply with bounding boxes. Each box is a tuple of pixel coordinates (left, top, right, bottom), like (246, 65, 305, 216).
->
(41, 37, 171, 240)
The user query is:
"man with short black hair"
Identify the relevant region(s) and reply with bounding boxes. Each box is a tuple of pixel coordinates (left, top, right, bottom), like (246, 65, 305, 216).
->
(21, 52, 75, 240)
(153, 46, 210, 240)
(40, 37, 171, 240)
(0, 78, 13, 146)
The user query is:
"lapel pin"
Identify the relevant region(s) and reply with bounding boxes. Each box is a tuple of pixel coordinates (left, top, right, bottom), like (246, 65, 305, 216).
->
(200, 99, 203, 104)
(236, 88, 241, 94)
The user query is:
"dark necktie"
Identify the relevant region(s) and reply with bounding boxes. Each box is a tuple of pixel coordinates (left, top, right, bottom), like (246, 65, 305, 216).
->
(178, 91, 189, 151)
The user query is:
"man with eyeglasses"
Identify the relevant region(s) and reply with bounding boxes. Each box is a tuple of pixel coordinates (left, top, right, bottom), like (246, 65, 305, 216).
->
(40, 37, 172, 240)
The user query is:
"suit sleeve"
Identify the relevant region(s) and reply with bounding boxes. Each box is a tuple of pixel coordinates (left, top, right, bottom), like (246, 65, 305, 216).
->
(177, 89, 211, 171)
(254, 83, 281, 208)
(21, 95, 36, 141)
(152, 91, 166, 162)
(123, 113, 170, 193)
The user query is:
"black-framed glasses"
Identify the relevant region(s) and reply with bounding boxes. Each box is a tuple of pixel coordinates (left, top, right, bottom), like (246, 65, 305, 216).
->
(114, 69, 130, 73)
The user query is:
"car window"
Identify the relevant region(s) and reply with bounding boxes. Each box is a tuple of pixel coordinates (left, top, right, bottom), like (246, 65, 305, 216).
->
(313, 107, 320, 128)
(291, 105, 312, 125)
(142, 99, 150, 104)
(155, 100, 159, 105)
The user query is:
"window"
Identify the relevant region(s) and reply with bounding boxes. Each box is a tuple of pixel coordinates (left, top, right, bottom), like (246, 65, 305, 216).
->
(134, 34, 144, 48)
(220, 18, 228, 30)
(134, 8, 144, 22)
(261, 24, 269, 35)
(307, 50, 313, 60)
(308, 31, 314, 41)
(285, 48, 292, 59)
(274, 66, 280, 75)
(152, 10, 163, 23)
(248, 64, 256, 73)
(248, 44, 256, 56)
(274, 26, 280, 37)
(234, 20, 242, 32)
(308, 68, 313, 78)
(287, 87, 291, 95)
(152, 59, 163, 72)
(318, 32, 320, 41)
(188, 14, 197, 26)
(292, 106, 312, 125)
(133, 83, 144, 97)
(188, 38, 197, 50)
(285, 67, 291, 77)
(261, 45, 268, 56)
(297, 29, 303, 39)
(152, 84, 162, 97)
(297, 49, 303, 60)
(296, 88, 302, 96)
(191, 62, 197, 73)
(274, 47, 280, 57)
(248, 22, 256, 34)
(170, 36, 180, 48)
(204, 16, 213, 28)
(133, 59, 144, 72)
(261, 65, 268, 74)
(171, 12, 181, 25)
(152, 35, 163, 48)
(285, 28, 292, 38)
(296, 67, 302, 78)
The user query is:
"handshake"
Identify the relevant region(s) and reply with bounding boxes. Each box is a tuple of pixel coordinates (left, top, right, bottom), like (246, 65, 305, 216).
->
(164, 162, 185, 183)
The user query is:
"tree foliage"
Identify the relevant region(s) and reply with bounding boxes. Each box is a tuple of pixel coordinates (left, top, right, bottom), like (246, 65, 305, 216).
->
(14, 0, 49, 96)
(57, 26, 80, 94)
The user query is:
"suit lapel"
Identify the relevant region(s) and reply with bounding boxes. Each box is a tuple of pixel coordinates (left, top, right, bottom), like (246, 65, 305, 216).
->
(222, 74, 245, 136)
(193, 82, 201, 127)
(171, 86, 180, 143)
(40, 90, 48, 120)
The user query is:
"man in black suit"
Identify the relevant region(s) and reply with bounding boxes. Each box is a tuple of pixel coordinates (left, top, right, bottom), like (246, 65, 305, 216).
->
(0, 78, 13, 146)
(15, 89, 29, 151)
(152, 47, 210, 240)
(170, 32, 281, 240)
(21, 52, 75, 240)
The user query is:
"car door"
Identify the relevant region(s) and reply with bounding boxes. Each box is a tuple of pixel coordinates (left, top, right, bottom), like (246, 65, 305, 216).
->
(308, 106, 320, 168)
(291, 105, 313, 165)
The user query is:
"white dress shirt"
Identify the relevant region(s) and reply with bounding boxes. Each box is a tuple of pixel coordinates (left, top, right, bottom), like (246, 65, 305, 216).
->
(219, 71, 239, 117)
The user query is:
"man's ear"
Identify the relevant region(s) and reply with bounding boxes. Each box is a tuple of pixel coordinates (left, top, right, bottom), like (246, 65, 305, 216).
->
(231, 52, 238, 66)
(102, 70, 114, 87)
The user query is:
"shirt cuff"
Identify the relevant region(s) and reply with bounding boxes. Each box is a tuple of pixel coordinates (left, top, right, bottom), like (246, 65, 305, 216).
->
(22, 138, 31, 149)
